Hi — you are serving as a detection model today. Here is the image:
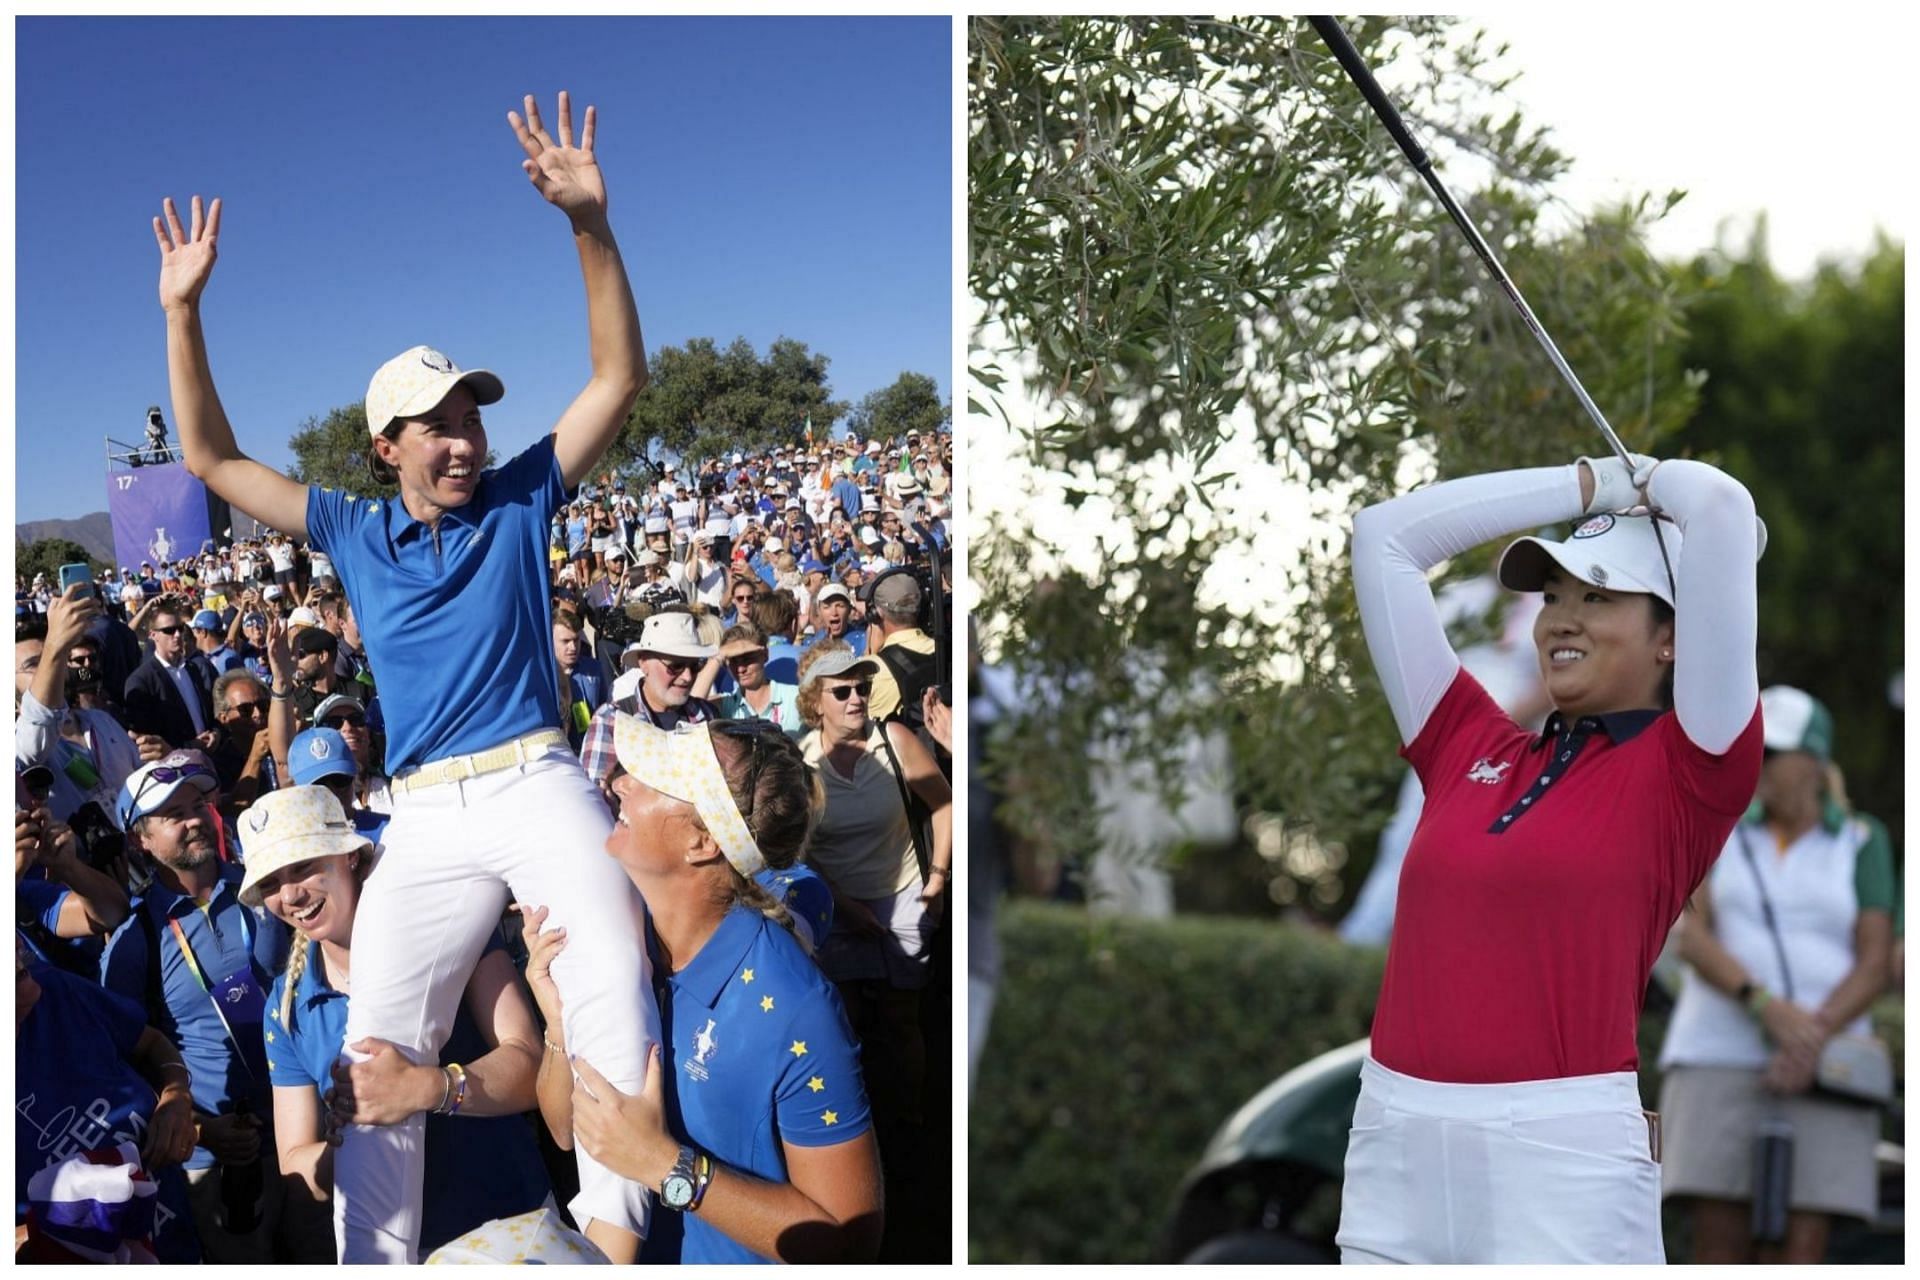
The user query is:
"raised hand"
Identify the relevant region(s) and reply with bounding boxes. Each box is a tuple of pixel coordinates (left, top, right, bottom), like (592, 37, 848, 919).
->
(153, 195, 222, 312)
(509, 902, 567, 1031)
(508, 92, 606, 222)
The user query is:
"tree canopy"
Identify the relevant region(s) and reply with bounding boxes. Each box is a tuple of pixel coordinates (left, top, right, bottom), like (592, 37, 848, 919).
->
(17, 537, 109, 584)
(971, 16, 1700, 895)
(612, 336, 849, 468)
(287, 403, 392, 498)
(1668, 230, 1904, 845)
(848, 371, 951, 444)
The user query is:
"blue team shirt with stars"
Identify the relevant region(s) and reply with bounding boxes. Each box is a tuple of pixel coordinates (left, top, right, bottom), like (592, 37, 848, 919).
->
(262, 931, 549, 1253)
(303, 435, 570, 773)
(641, 905, 870, 1264)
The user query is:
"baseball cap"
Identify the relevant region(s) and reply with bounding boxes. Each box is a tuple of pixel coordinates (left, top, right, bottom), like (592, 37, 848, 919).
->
(816, 584, 852, 607)
(114, 751, 218, 832)
(242, 611, 267, 628)
(612, 717, 764, 876)
(634, 549, 662, 567)
(236, 785, 370, 908)
(1497, 513, 1685, 608)
(288, 727, 358, 786)
(190, 609, 222, 632)
(636, 612, 716, 660)
(263, 585, 284, 601)
(1759, 686, 1835, 761)
(799, 648, 881, 689)
(873, 574, 922, 613)
(286, 606, 323, 630)
(364, 346, 504, 436)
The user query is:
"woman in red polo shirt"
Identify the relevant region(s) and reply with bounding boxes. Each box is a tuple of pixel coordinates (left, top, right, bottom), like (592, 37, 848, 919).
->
(1336, 454, 1763, 1263)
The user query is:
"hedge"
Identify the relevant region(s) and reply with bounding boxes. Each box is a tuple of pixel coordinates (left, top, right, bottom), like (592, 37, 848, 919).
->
(968, 902, 1385, 1263)
(969, 900, 1906, 1264)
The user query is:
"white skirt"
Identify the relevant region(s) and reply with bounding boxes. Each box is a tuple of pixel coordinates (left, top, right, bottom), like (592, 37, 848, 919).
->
(1336, 1056, 1664, 1264)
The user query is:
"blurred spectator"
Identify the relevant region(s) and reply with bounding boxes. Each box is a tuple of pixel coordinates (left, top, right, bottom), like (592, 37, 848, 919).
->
(123, 603, 217, 750)
(1658, 686, 1896, 1264)
(580, 613, 720, 788)
(206, 669, 275, 809)
(864, 575, 934, 724)
(16, 595, 145, 822)
(794, 642, 950, 1259)
(100, 755, 292, 1261)
(17, 943, 203, 1262)
(698, 623, 804, 738)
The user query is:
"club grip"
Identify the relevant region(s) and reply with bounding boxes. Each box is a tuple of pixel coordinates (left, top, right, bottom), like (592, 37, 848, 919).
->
(1308, 16, 1430, 171)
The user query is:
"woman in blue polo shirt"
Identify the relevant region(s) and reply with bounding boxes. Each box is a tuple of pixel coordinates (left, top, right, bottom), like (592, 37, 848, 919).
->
(155, 90, 659, 1262)
(519, 717, 882, 1264)
(235, 786, 549, 1261)
(1338, 453, 1764, 1263)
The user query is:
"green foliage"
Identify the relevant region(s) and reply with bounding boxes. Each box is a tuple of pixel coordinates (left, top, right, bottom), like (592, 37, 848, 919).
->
(971, 17, 1698, 899)
(16, 537, 109, 583)
(1668, 232, 1905, 846)
(847, 371, 950, 444)
(612, 336, 849, 467)
(968, 900, 1384, 1263)
(286, 403, 393, 498)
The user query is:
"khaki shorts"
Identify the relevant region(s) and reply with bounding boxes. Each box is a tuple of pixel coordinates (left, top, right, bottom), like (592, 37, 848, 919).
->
(1657, 1064, 1879, 1221)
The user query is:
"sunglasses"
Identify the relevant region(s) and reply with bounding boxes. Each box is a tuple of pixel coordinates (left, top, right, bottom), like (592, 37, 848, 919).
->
(649, 656, 701, 678)
(150, 624, 185, 636)
(726, 650, 769, 666)
(227, 700, 267, 718)
(825, 680, 873, 703)
(322, 713, 367, 730)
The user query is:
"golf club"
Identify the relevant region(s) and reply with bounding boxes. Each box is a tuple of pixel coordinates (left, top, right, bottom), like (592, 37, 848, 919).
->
(1309, 14, 1676, 594)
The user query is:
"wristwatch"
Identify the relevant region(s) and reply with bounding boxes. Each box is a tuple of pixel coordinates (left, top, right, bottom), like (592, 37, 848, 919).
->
(660, 1145, 700, 1210)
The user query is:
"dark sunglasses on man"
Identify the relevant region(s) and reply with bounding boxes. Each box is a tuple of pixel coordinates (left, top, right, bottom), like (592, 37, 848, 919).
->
(322, 712, 367, 730)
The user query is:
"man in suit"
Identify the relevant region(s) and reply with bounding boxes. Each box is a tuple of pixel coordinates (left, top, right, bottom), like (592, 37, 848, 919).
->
(123, 603, 217, 750)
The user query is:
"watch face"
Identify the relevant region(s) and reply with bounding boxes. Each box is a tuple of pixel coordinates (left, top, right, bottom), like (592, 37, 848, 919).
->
(661, 1173, 696, 1209)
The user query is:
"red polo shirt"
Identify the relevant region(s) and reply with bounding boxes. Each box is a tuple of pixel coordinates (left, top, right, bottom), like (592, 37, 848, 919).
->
(1371, 668, 1762, 1083)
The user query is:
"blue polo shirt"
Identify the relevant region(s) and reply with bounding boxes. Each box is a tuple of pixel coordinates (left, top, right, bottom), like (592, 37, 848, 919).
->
(17, 964, 201, 1263)
(263, 932, 549, 1254)
(304, 435, 570, 773)
(100, 865, 290, 1170)
(640, 907, 871, 1264)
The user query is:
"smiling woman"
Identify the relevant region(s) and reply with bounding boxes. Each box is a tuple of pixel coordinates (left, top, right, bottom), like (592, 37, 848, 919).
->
(153, 91, 662, 1264)
(235, 786, 550, 1261)
(1336, 453, 1765, 1262)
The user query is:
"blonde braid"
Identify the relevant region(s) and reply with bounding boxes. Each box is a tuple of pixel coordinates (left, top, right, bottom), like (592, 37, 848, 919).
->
(279, 929, 311, 1029)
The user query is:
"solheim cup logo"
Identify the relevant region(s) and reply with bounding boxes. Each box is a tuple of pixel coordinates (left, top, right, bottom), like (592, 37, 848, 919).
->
(420, 349, 454, 373)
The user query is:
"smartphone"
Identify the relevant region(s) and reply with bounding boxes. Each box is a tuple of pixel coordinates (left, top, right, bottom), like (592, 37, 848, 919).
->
(712, 535, 732, 565)
(58, 563, 94, 599)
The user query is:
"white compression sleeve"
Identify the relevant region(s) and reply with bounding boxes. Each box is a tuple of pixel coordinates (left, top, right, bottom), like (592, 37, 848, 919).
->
(1643, 459, 1759, 754)
(1351, 466, 1584, 743)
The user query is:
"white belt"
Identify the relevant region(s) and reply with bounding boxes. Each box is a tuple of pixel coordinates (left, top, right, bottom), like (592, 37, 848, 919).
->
(391, 728, 567, 795)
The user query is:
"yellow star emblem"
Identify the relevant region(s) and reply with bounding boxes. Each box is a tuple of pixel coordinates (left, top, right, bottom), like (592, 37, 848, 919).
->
(789, 1040, 808, 1057)
(741, 969, 755, 984)
(807, 1076, 826, 1093)
(760, 995, 775, 1012)
(821, 1109, 839, 1125)
(265, 1030, 275, 1043)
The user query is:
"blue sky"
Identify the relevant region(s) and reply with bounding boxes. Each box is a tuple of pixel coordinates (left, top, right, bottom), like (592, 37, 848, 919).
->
(13, 16, 953, 523)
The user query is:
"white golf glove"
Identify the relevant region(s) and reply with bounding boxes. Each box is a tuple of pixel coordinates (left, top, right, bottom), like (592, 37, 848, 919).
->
(1579, 453, 1659, 515)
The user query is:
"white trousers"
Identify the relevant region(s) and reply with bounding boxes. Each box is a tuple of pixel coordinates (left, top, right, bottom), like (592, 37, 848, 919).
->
(332, 743, 658, 1263)
(1336, 1056, 1664, 1264)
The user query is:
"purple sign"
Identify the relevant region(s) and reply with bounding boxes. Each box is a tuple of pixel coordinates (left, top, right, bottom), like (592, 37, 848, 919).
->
(106, 463, 211, 571)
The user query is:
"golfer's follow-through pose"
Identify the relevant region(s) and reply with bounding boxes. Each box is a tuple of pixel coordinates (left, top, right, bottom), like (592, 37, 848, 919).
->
(1338, 453, 1764, 1263)
(154, 93, 659, 1263)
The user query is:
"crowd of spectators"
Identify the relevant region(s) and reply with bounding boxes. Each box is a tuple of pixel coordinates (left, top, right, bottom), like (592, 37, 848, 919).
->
(15, 427, 953, 1263)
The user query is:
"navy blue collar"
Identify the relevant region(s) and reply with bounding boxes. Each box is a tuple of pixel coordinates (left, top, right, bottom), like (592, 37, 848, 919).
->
(1535, 707, 1662, 749)
(659, 906, 761, 1011)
